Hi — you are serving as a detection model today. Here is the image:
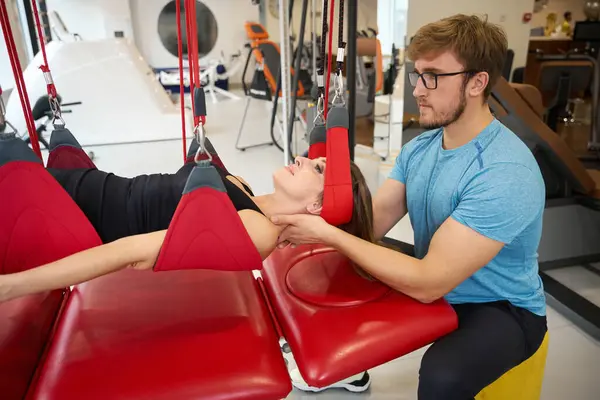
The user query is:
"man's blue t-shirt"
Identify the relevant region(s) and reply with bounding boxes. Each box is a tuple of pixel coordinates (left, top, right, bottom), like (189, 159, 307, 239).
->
(389, 118, 546, 316)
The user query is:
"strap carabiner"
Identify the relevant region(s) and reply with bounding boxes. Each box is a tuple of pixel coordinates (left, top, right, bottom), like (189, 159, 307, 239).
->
(332, 73, 345, 106)
(193, 122, 212, 163)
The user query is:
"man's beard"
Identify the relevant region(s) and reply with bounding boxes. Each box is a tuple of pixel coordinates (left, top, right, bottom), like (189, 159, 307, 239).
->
(419, 88, 467, 130)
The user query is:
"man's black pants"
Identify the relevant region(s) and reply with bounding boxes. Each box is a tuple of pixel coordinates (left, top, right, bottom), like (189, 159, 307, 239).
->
(418, 301, 548, 400)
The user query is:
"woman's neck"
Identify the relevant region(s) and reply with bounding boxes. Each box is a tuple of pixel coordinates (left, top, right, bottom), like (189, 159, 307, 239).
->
(252, 193, 305, 220)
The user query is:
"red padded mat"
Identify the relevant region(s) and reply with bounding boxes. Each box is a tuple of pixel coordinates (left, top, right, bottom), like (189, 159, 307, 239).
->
(285, 248, 390, 307)
(262, 245, 458, 388)
(31, 269, 291, 400)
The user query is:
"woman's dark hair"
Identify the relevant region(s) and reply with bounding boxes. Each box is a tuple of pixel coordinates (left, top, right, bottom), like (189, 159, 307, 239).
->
(333, 162, 376, 280)
(336, 161, 374, 244)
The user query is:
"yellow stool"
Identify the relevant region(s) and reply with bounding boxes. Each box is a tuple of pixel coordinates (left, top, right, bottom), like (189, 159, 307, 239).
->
(475, 332, 549, 400)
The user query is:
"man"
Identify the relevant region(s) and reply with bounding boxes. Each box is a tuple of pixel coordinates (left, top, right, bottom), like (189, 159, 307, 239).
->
(272, 14, 548, 400)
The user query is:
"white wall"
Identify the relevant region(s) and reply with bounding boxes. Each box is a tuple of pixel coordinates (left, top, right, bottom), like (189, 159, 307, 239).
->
(0, 0, 30, 90)
(406, 0, 536, 71)
(45, 0, 134, 41)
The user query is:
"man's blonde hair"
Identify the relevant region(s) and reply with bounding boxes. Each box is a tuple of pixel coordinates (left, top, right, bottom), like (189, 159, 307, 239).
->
(408, 14, 508, 97)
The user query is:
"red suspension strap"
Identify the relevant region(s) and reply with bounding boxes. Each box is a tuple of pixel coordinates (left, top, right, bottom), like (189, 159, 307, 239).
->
(29, 0, 64, 129)
(177, 0, 187, 162)
(323, 0, 336, 117)
(182, 0, 207, 161)
(307, 0, 329, 160)
(0, 0, 41, 159)
(308, 0, 353, 226)
(152, 0, 262, 273)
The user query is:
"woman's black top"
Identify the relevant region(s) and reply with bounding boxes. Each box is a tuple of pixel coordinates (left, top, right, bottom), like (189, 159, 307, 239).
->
(47, 163, 263, 243)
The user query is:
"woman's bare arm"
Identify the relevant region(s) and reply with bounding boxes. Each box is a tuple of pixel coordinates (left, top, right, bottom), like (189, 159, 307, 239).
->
(0, 209, 281, 304)
(0, 230, 166, 303)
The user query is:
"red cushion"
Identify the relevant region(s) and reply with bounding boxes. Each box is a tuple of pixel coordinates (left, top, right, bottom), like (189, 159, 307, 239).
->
(0, 159, 102, 399)
(47, 146, 96, 170)
(153, 186, 263, 272)
(261, 245, 458, 387)
(30, 269, 292, 400)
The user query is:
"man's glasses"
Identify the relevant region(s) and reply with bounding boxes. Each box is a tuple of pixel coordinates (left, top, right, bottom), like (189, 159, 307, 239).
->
(408, 70, 477, 90)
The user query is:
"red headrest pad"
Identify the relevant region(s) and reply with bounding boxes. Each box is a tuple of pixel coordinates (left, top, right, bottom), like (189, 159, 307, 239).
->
(308, 122, 327, 159)
(320, 106, 353, 226)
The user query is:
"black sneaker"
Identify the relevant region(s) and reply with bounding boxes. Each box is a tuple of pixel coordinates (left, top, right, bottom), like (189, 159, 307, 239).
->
(281, 338, 371, 393)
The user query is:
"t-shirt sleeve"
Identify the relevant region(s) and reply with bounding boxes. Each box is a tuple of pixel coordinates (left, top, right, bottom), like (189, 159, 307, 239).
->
(388, 144, 410, 184)
(451, 163, 545, 244)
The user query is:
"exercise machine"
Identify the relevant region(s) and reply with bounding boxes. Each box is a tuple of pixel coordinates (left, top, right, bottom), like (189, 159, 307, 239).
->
(490, 78, 600, 341)
(1, 1, 458, 399)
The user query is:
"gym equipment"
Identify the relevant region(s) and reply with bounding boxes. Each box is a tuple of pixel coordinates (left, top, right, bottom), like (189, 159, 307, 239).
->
(239, 0, 320, 158)
(0, 85, 16, 136)
(537, 58, 594, 133)
(46, 126, 96, 169)
(245, 21, 269, 41)
(153, 87, 263, 272)
(489, 78, 600, 340)
(1, 0, 42, 159)
(261, 244, 458, 388)
(0, 135, 292, 400)
(2, 1, 459, 398)
(130, 0, 257, 72)
(236, 38, 308, 152)
(0, 133, 103, 400)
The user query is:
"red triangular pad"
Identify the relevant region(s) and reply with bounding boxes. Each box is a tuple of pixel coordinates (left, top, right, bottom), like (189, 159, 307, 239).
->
(153, 187, 263, 272)
(47, 146, 96, 170)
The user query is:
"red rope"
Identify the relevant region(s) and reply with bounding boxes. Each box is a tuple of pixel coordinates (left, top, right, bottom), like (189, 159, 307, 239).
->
(184, 0, 195, 122)
(0, 1, 42, 159)
(177, 0, 186, 162)
(186, 0, 204, 126)
(30, 0, 58, 99)
(324, 0, 336, 117)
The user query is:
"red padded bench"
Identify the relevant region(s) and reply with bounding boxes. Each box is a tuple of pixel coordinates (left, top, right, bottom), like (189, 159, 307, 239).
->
(1, 134, 458, 399)
(29, 269, 291, 400)
(261, 244, 459, 387)
(0, 291, 67, 400)
(0, 134, 291, 400)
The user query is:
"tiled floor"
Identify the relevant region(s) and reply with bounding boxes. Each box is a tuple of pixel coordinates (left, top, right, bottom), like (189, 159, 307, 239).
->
(46, 89, 600, 400)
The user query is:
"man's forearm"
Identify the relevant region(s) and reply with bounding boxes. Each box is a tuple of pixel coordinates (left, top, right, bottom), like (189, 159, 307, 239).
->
(326, 228, 440, 303)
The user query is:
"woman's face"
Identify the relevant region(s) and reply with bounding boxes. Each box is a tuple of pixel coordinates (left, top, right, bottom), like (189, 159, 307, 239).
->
(273, 156, 326, 211)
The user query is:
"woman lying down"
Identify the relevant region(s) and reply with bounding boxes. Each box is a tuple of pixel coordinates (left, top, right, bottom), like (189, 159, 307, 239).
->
(0, 154, 374, 303)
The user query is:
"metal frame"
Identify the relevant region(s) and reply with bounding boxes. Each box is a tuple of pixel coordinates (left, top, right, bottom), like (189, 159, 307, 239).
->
(537, 202, 600, 341)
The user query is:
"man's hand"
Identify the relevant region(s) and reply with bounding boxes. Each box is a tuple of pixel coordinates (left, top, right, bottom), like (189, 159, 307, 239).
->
(271, 214, 336, 247)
